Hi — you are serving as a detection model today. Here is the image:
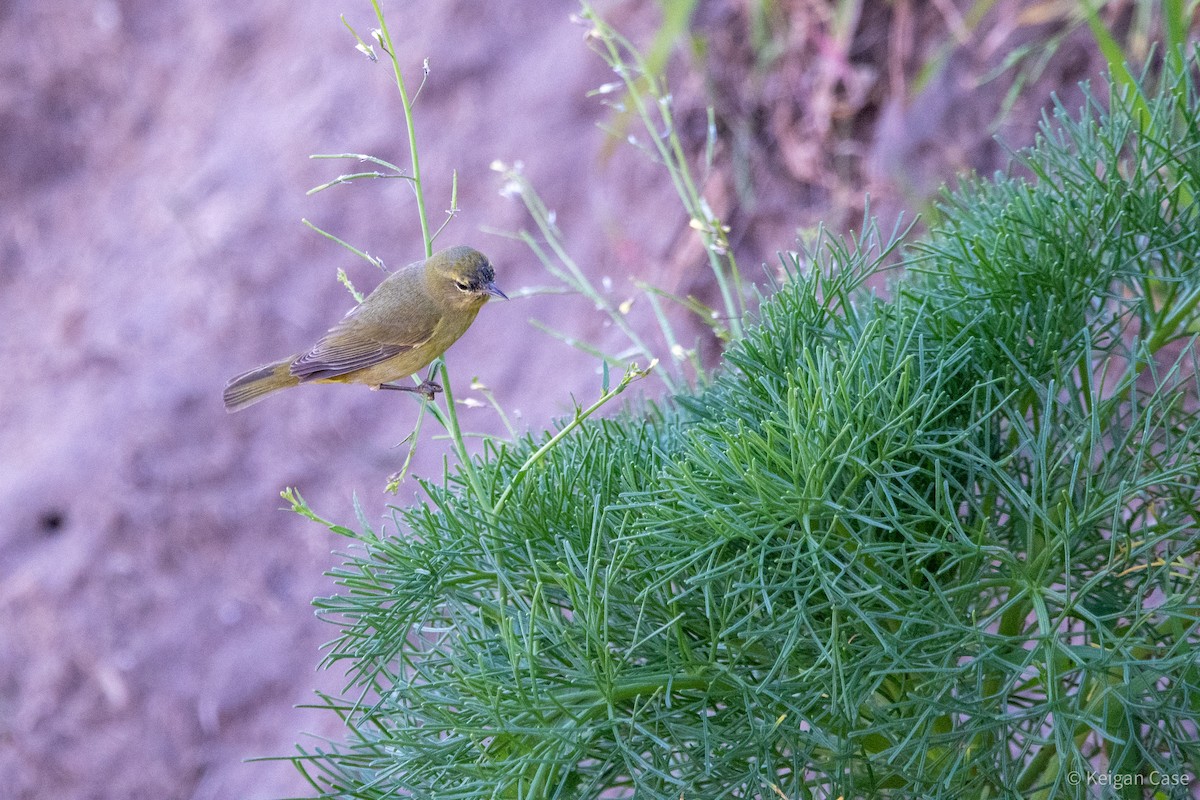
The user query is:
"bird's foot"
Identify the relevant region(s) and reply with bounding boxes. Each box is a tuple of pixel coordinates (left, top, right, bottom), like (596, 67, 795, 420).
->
(378, 380, 443, 400)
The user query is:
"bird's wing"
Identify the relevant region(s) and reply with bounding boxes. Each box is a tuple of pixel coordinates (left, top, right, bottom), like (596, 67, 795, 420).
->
(290, 289, 440, 382)
(289, 332, 418, 381)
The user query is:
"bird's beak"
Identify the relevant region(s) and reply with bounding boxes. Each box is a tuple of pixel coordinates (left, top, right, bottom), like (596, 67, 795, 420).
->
(485, 281, 509, 300)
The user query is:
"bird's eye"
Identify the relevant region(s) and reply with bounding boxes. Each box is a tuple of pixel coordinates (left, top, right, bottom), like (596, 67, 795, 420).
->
(455, 280, 471, 291)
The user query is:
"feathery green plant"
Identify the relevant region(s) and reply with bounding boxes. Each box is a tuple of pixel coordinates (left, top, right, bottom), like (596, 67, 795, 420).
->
(282, 11, 1200, 799)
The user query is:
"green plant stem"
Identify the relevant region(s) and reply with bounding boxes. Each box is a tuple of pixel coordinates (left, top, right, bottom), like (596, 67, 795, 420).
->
(367, 0, 479, 499)
(1147, 284, 1200, 352)
(515, 199, 665, 384)
(1079, 0, 1152, 129)
(472, 378, 518, 439)
(433, 359, 488, 508)
(503, 174, 684, 394)
(429, 359, 519, 622)
(371, 0, 432, 256)
(582, 4, 745, 339)
(310, 152, 405, 171)
(385, 399, 432, 493)
(301, 218, 384, 272)
(492, 361, 654, 517)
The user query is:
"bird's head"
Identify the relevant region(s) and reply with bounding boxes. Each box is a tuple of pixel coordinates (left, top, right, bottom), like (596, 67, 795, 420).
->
(428, 246, 508, 310)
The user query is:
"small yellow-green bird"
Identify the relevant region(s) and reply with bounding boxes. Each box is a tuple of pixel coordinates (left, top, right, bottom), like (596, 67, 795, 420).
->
(223, 245, 506, 412)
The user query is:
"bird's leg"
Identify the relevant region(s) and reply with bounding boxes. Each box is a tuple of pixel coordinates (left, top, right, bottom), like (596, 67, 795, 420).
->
(378, 380, 442, 400)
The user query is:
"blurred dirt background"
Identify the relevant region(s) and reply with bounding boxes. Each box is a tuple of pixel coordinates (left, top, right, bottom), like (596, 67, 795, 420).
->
(0, 0, 1171, 797)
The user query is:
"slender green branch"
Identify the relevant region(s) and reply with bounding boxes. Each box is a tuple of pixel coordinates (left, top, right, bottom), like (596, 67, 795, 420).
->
(280, 487, 360, 539)
(352, 2, 478, 495)
(307, 171, 411, 195)
(385, 399, 432, 493)
(580, 2, 745, 338)
(497, 166, 684, 394)
(470, 376, 517, 439)
(492, 360, 655, 517)
(1147, 284, 1200, 352)
(434, 358, 488, 508)
(302, 218, 385, 272)
(336, 268, 364, 303)
(370, 0, 433, 256)
(310, 152, 405, 172)
(430, 169, 459, 244)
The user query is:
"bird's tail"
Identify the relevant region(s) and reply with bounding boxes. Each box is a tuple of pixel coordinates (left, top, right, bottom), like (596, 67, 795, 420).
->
(223, 357, 300, 412)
